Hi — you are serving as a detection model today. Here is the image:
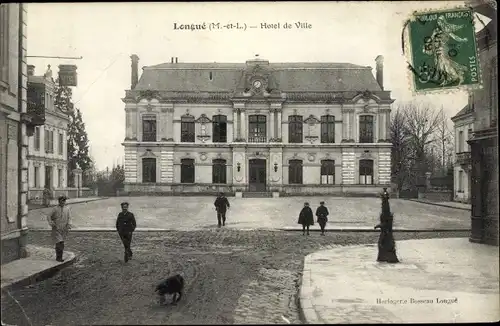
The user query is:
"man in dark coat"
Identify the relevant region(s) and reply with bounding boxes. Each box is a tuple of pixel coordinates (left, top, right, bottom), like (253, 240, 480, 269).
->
(298, 202, 314, 235)
(116, 202, 137, 262)
(315, 201, 329, 236)
(214, 193, 230, 227)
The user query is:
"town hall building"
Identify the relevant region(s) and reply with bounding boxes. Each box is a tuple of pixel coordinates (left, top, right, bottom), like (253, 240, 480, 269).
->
(121, 55, 394, 196)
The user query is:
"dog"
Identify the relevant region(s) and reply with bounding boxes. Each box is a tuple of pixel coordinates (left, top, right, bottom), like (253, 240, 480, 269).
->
(155, 274, 184, 305)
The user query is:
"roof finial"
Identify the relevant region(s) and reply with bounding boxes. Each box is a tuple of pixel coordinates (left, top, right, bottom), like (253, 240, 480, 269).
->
(255, 54, 259, 58)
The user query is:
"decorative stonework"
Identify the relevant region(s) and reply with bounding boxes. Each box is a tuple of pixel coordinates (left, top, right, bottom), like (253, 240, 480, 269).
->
(199, 153, 208, 161)
(140, 149, 157, 158)
(195, 114, 212, 123)
(304, 115, 320, 125)
(307, 153, 316, 162)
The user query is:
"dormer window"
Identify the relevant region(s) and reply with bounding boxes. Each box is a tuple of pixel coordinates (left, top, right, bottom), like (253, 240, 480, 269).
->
(209, 71, 213, 81)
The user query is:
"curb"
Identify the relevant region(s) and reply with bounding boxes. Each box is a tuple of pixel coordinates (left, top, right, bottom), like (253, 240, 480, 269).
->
(28, 197, 109, 211)
(1, 251, 77, 291)
(406, 199, 471, 211)
(279, 228, 470, 232)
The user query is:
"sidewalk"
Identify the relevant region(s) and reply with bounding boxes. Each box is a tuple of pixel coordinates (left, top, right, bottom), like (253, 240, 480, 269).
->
(28, 197, 108, 211)
(407, 199, 471, 211)
(1, 245, 76, 291)
(299, 238, 499, 324)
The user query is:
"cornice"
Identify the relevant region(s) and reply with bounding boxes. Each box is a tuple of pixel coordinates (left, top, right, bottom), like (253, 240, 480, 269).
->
(122, 89, 395, 105)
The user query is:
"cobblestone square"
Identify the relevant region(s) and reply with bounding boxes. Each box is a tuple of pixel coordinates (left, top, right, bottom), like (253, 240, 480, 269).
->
(27, 197, 471, 231)
(1, 230, 469, 325)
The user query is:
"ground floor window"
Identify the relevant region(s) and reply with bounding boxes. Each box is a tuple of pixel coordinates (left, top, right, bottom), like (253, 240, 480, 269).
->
(212, 159, 227, 184)
(321, 160, 335, 184)
(58, 168, 63, 187)
(142, 158, 157, 183)
(289, 160, 303, 184)
(359, 159, 374, 185)
(181, 158, 195, 183)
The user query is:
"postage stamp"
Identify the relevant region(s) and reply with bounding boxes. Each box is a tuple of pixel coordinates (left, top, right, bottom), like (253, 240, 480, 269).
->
(407, 8, 481, 93)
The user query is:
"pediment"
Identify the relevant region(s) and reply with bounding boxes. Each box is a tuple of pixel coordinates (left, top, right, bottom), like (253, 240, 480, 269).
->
(137, 90, 161, 102)
(195, 114, 212, 123)
(141, 149, 157, 158)
(181, 113, 195, 121)
(352, 90, 382, 103)
(304, 115, 320, 125)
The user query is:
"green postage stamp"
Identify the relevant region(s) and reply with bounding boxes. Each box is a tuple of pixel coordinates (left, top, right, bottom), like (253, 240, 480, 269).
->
(407, 8, 481, 93)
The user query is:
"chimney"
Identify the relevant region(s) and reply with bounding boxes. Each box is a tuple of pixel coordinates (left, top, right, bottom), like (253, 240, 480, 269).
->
(28, 65, 35, 76)
(375, 55, 384, 90)
(130, 54, 139, 89)
(175, 57, 178, 63)
(171, 57, 174, 63)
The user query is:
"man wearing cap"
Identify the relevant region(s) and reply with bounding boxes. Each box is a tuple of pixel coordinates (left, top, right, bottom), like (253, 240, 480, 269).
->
(315, 201, 329, 236)
(214, 192, 230, 227)
(116, 202, 136, 262)
(47, 196, 73, 262)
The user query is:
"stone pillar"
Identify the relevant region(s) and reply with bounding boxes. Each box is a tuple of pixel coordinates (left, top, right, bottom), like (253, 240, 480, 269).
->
(159, 109, 167, 141)
(125, 109, 132, 139)
(342, 111, 348, 140)
(240, 110, 246, 141)
(269, 109, 275, 140)
(276, 110, 282, 140)
(233, 110, 238, 141)
(385, 111, 390, 142)
(378, 112, 384, 141)
(425, 172, 432, 189)
(349, 111, 355, 140)
(73, 168, 82, 198)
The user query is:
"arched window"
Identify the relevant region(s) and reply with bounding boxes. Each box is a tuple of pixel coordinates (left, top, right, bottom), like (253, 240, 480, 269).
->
(320, 160, 335, 184)
(142, 158, 156, 183)
(359, 115, 374, 143)
(212, 159, 227, 184)
(359, 159, 374, 185)
(288, 115, 303, 143)
(181, 115, 195, 142)
(289, 159, 303, 184)
(248, 115, 267, 142)
(180, 158, 195, 183)
(321, 115, 335, 143)
(212, 115, 227, 143)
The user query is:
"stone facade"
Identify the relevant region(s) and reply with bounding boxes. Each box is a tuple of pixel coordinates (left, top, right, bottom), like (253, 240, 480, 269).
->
(122, 56, 394, 196)
(0, 3, 29, 264)
(451, 105, 474, 203)
(26, 66, 71, 203)
(466, 0, 498, 246)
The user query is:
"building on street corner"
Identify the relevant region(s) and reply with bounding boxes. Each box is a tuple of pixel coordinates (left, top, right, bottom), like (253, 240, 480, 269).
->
(466, 0, 498, 246)
(26, 64, 72, 203)
(451, 103, 474, 203)
(0, 3, 37, 264)
(121, 55, 394, 196)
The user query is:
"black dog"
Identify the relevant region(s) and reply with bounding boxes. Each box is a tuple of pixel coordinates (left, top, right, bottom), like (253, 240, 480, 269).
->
(155, 274, 184, 305)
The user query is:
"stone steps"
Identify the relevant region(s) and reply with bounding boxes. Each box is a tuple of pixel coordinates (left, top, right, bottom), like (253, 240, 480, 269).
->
(242, 192, 273, 198)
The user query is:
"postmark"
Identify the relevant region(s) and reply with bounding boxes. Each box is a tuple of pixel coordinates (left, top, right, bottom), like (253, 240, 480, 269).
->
(406, 7, 481, 93)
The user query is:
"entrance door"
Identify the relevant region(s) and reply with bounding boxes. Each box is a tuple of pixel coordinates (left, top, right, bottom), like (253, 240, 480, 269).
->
(45, 166, 52, 188)
(248, 159, 267, 192)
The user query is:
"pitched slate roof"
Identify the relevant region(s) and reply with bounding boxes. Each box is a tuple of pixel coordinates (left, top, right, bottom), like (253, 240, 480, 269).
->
(133, 61, 385, 93)
(451, 105, 473, 121)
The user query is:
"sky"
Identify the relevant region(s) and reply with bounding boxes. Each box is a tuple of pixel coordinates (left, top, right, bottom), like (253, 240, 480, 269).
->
(27, 1, 475, 171)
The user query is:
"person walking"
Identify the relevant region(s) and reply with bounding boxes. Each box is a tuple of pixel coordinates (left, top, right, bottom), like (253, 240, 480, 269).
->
(46, 196, 73, 262)
(316, 201, 329, 236)
(298, 202, 314, 235)
(214, 192, 230, 227)
(116, 202, 137, 263)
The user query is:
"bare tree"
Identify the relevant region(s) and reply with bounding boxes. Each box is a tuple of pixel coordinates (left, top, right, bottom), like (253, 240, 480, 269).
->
(390, 106, 410, 191)
(434, 108, 454, 176)
(391, 101, 444, 190)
